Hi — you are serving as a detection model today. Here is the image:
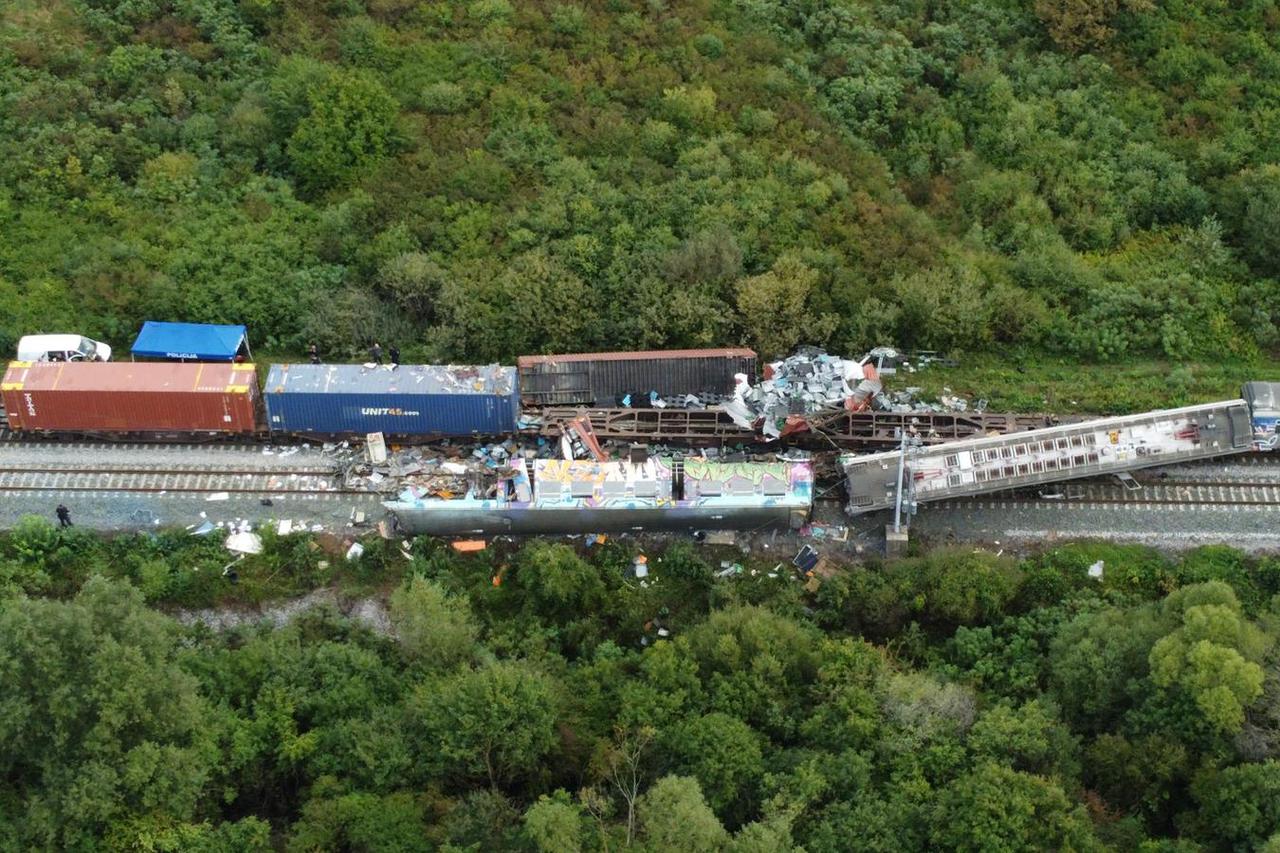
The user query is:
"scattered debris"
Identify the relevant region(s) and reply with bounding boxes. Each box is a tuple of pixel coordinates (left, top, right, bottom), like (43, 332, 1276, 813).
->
(367, 431, 388, 464)
(633, 554, 649, 578)
(206, 492, 230, 502)
(716, 560, 745, 578)
(345, 542, 365, 561)
(805, 523, 849, 542)
(562, 416, 608, 461)
(225, 531, 264, 555)
(451, 540, 487, 553)
(876, 385, 975, 414)
(1088, 560, 1105, 579)
(793, 544, 819, 573)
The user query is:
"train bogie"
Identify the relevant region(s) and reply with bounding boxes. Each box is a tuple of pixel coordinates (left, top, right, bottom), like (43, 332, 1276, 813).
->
(1243, 382, 1280, 450)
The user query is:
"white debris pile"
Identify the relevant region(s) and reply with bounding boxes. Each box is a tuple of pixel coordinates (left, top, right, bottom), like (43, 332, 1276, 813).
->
(723, 347, 883, 439)
(876, 386, 986, 414)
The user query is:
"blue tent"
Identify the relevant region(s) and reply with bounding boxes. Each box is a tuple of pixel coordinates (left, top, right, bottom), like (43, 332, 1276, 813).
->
(131, 322, 250, 362)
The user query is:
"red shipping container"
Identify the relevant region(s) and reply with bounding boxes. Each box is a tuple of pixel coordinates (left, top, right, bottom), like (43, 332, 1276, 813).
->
(2, 361, 260, 433)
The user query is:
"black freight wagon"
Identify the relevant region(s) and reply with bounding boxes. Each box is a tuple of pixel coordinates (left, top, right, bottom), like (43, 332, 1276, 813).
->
(517, 348, 758, 407)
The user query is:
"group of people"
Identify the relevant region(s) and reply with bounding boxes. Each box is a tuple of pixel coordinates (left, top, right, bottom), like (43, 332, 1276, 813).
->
(304, 343, 401, 365)
(367, 342, 400, 365)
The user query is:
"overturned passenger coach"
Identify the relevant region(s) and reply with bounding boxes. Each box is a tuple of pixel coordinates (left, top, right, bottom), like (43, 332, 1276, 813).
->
(843, 385, 1280, 516)
(385, 457, 813, 535)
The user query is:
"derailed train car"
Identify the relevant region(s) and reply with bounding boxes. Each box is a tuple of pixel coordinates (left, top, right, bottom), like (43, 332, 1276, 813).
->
(384, 457, 813, 535)
(843, 387, 1279, 516)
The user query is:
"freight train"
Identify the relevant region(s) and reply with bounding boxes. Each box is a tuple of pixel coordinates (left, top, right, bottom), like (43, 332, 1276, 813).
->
(1, 349, 758, 438)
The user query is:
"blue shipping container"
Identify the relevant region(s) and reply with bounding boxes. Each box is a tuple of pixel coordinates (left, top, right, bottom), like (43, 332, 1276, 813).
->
(264, 364, 519, 436)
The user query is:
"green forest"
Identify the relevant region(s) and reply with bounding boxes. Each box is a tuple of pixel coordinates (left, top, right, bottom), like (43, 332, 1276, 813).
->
(3, 0, 1280, 363)
(5, 523, 1280, 849)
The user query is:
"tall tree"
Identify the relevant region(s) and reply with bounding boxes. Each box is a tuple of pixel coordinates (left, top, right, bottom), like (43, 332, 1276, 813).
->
(0, 578, 215, 849)
(389, 575, 477, 671)
(638, 776, 729, 852)
(734, 255, 837, 359)
(930, 762, 1100, 851)
(409, 661, 559, 790)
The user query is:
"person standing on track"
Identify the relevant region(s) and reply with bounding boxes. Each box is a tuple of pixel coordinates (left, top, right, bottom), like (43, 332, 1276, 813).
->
(369, 342, 383, 365)
(56, 504, 72, 528)
(308, 343, 320, 364)
(389, 345, 400, 365)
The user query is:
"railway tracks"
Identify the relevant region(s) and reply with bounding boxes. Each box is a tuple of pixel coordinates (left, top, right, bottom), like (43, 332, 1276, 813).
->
(937, 478, 1280, 511)
(0, 464, 360, 496)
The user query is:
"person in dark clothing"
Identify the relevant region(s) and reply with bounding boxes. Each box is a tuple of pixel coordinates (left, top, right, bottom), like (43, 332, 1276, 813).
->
(56, 504, 72, 528)
(308, 343, 320, 364)
(370, 342, 383, 364)
(389, 345, 400, 365)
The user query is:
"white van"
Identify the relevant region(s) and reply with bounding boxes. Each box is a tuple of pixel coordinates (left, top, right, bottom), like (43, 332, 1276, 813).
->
(16, 334, 112, 363)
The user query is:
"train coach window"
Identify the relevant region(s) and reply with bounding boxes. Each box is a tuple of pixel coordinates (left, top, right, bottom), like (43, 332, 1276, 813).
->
(1017, 464, 1030, 476)
(1056, 438, 1070, 450)
(948, 473, 962, 487)
(1014, 444, 1028, 456)
(945, 454, 958, 467)
(1045, 458, 1058, 470)
(1073, 455, 1086, 467)
(1088, 452, 1100, 464)
(1070, 436, 1084, 447)
(1001, 447, 1014, 459)
(571, 481, 595, 498)
(1041, 440, 1055, 452)
(1003, 466, 1016, 478)
(1033, 461, 1045, 473)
